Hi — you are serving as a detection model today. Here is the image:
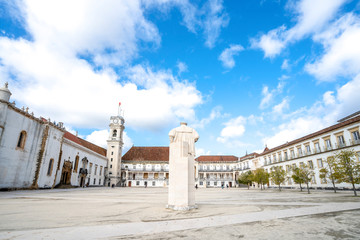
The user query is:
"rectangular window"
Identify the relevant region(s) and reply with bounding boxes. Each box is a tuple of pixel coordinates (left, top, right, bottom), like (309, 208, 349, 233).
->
(93, 178, 96, 184)
(200, 181, 203, 186)
(337, 135, 345, 145)
(292, 163, 296, 169)
(111, 152, 114, 155)
(152, 181, 155, 186)
(291, 150, 295, 158)
(325, 139, 332, 149)
(297, 147, 302, 156)
(317, 159, 323, 168)
(352, 131, 360, 141)
(308, 160, 314, 169)
(214, 182, 217, 186)
(299, 162, 304, 168)
(110, 165, 112, 168)
(100, 166, 102, 176)
(111, 158, 113, 162)
(136, 181, 140, 186)
(89, 163, 93, 175)
(95, 165, 98, 175)
(278, 153, 282, 161)
(284, 152, 288, 160)
(47, 159, 54, 176)
(306, 145, 311, 154)
(99, 179, 101, 185)
(314, 142, 320, 153)
(311, 175, 316, 184)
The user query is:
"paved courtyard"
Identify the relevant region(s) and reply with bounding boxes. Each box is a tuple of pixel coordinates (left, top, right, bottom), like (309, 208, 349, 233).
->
(0, 187, 360, 239)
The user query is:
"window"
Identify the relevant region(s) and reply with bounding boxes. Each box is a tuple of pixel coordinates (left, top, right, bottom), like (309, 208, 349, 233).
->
(278, 153, 282, 161)
(317, 159, 323, 168)
(325, 139, 332, 149)
(352, 131, 360, 141)
(214, 181, 217, 186)
(273, 154, 277, 162)
(95, 165, 98, 175)
(291, 150, 295, 159)
(311, 175, 316, 184)
(200, 181, 203, 186)
(99, 179, 101, 185)
(93, 178, 96, 184)
(74, 155, 79, 172)
(111, 152, 114, 155)
(306, 145, 311, 154)
(47, 158, 54, 176)
(292, 163, 296, 169)
(284, 152, 288, 160)
(297, 147, 302, 156)
(136, 181, 140, 186)
(111, 158, 113, 162)
(100, 166, 102, 176)
(299, 162, 304, 168)
(112, 130, 117, 137)
(17, 131, 27, 149)
(337, 135, 345, 145)
(152, 181, 155, 186)
(314, 142, 320, 153)
(110, 165, 112, 169)
(308, 160, 314, 169)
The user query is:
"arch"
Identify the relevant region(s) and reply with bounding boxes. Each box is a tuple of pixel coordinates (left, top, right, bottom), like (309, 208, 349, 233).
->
(47, 158, 54, 176)
(74, 155, 79, 172)
(112, 129, 117, 137)
(17, 130, 27, 149)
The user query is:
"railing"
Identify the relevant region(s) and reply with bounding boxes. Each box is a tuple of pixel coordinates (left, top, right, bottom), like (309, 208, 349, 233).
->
(199, 169, 233, 172)
(122, 167, 169, 172)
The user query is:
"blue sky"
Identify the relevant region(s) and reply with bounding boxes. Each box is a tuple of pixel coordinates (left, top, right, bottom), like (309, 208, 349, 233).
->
(1, 0, 360, 157)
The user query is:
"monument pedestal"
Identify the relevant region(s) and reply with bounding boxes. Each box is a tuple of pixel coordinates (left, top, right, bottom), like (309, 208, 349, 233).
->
(167, 123, 199, 211)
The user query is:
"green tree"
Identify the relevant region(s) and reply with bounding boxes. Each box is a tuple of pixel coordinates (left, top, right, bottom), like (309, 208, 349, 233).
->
(253, 168, 269, 190)
(319, 156, 341, 193)
(291, 164, 314, 194)
(270, 166, 286, 191)
(291, 167, 304, 192)
(238, 170, 253, 189)
(334, 149, 360, 196)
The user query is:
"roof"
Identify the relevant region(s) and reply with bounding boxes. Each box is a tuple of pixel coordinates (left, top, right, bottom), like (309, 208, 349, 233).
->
(64, 131, 107, 157)
(261, 113, 360, 156)
(122, 146, 169, 161)
(239, 152, 259, 161)
(195, 155, 238, 162)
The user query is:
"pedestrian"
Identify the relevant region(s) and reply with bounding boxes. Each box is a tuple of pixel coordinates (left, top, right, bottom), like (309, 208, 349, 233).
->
(195, 184, 198, 189)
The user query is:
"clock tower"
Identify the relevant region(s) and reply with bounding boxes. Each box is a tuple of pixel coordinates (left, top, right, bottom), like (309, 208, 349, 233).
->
(106, 109, 125, 187)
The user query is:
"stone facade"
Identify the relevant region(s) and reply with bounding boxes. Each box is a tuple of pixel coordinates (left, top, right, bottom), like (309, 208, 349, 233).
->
(0, 83, 107, 190)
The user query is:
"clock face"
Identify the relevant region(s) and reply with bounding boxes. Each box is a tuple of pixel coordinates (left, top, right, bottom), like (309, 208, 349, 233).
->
(114, 119, 119, 124)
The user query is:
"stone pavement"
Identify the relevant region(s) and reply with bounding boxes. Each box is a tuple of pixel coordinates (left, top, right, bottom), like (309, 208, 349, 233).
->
(0, 187, 359, 239)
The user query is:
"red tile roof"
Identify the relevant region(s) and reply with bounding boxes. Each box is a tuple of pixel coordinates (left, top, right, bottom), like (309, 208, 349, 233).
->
(195, 155, 238, 162)
(122, 147, 169, 161)
(261, 114, 360, 156)
(64, 132, 107, 157)
(239, 152, 259, 161)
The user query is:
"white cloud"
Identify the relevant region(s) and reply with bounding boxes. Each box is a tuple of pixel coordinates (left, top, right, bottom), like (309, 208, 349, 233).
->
(281, 59, 290, 70)
(259, 79, 286, 109)
(218, 44, 244, 68)
(0, 1, 203, 132)
(272, 97, 290, 115)
(202, 0, 229, 48)
(217, 116, 246, 143)
(252, 0, 346, 58)
(251, 26, 286, 58)
(177, 61, 188, 75)
(305, 13, 360, 81)
(196, 148, 211, 157)
(20, 0, 160, 67)
(192, 106, 224, 129)
(143, 0, 228, 48)
(323, 91, 335, 105)
(262, 74, 360, 148)
(86, 130, 133, 154)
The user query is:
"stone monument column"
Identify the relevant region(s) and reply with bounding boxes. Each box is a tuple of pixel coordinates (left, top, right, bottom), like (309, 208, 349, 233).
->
(167, 122, 199, 210)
